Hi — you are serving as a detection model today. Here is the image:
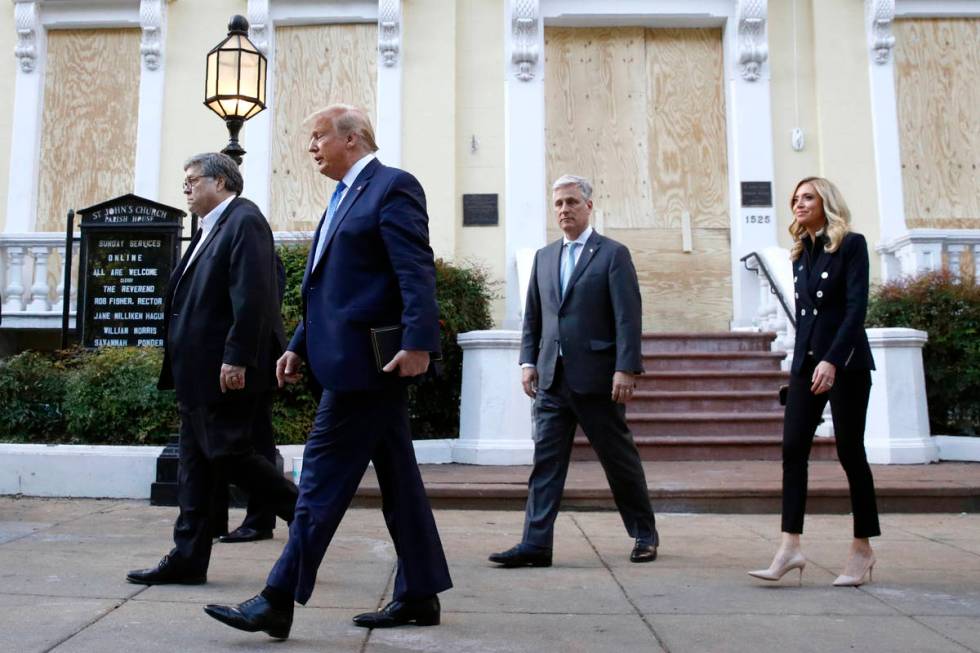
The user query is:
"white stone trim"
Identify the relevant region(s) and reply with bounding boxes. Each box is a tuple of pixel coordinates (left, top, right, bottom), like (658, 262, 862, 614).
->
(933, 436, 980, 462)
(505, 1, 777, 330)
(736, 0, 768, 81)
(375, 0, 401, 165)
(134, 0, 167, 199)
(866, 0, 896, 64)
(895, 0, 980, 17)
(503, 0, 547, 327)
(14, 0, 40, 72)
(877, 229, 980, 279)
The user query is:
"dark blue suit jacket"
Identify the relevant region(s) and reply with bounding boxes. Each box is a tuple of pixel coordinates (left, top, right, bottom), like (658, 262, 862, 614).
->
(290, 158, 440, 391)
(791, 231, 876, 375)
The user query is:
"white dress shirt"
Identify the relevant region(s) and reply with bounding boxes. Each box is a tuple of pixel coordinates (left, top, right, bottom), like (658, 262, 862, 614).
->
(184, 194, 235, 271)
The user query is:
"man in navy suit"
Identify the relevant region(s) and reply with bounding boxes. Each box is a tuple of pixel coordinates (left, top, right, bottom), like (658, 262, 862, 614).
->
(205, 105, 451, 640)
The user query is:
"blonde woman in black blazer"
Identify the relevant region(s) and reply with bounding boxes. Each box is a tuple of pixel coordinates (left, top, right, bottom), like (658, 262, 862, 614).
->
(749, 177, 880, 587)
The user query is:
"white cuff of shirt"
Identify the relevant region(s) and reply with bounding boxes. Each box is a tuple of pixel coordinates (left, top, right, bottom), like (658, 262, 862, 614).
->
(520, 363, 536, 369)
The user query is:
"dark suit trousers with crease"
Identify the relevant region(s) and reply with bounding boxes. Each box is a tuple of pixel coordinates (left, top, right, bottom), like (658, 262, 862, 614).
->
(266, 385, 452, 605)
(173, 393, 298, 573)
(523, 359, 658, 550)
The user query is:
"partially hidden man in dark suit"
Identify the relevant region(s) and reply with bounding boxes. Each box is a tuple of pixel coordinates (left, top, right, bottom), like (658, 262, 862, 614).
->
(127, 153, 298, 586)
(204, 104, 451, 640)
(489, 175, 659, 568)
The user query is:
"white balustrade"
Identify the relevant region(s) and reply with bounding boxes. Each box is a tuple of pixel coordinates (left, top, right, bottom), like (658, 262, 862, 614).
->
(1, 232, 313, 330)
(877, 229, 980, 282)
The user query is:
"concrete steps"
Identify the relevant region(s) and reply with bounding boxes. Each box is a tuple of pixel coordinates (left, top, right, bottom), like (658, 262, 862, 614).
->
(573, 332, 838, 461)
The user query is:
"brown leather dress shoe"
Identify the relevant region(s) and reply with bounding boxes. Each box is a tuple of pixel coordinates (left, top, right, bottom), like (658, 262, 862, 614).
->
(352, 596, 440, 628)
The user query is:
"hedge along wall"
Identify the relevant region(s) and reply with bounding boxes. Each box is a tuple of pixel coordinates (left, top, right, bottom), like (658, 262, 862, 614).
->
(867, 271, 980, 436)
(0, 247, 495, 445)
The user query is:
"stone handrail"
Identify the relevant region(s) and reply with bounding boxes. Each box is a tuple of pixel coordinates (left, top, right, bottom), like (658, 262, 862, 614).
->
(741, 246, 796, 370)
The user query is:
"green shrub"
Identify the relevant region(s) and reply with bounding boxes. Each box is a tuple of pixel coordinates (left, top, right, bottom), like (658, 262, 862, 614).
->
(409, 259, 496, 438)
(0, 350, 70, 441)
(0, 250, 495, 445)
(62, 347, 178, 444)
(867, 271, 980, 435)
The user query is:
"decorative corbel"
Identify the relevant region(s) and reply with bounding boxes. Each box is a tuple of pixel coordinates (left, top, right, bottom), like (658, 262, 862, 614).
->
(866, 0, 896, 65)
(14, 1, 40, 74)
(248, 0, 271, 56)
(139, 0, 164, 71)
(511, 0, 539, 82)
(736, 0, 768, 82)
(378, 0, 400, 67)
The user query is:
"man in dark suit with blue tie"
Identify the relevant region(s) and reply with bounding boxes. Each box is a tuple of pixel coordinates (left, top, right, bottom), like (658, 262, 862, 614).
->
(205, 105, 451, 640)
(489, 175, 658, 568)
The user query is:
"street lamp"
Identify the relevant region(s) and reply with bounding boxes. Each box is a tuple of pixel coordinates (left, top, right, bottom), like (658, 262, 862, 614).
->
(204, 15, 267, 165)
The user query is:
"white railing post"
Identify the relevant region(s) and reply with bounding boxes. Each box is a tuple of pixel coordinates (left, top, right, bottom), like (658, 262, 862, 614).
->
(3, 247, 26, 312)
(25, 246, 51, 311)
(54, 245, 67, 313)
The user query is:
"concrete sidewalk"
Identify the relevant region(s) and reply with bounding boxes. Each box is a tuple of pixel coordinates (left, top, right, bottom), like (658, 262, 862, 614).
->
(1, 498, 979, 652)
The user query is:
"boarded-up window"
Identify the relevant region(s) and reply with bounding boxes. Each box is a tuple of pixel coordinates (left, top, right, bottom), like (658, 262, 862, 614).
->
(271, 23, 377, 231)
(545, 28, 730, 331)
(895, 18, 980, 229)
(36, 29, 140, 232)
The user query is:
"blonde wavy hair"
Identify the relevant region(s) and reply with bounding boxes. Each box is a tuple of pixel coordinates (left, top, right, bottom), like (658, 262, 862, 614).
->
(788, 176, 851, 262)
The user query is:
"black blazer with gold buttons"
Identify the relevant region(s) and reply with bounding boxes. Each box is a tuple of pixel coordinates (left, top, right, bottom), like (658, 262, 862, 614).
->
(791, 231, 875, 375)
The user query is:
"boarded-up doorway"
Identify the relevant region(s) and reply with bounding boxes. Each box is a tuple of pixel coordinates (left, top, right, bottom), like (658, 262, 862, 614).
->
(545, 27, 731, 331)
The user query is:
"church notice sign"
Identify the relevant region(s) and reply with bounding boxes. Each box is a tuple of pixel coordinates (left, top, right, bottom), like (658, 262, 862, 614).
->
(76, 194, 184, 348)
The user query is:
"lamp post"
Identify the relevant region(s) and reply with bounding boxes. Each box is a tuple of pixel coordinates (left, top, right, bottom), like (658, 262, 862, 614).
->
(204, 15, 267, 165)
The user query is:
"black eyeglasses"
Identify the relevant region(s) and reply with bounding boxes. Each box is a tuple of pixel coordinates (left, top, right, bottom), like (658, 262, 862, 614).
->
(182, 175, 212, 192)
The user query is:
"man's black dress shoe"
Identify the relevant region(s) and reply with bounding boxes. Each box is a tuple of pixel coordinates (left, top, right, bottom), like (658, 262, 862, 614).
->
(630, 540, 658, 563)
(126, 554, 206, 585)
(488, 544, 553, 568)
(204, 595, 293, 639)
(352, 596, 440, 628)
(218, 527, 273, 543)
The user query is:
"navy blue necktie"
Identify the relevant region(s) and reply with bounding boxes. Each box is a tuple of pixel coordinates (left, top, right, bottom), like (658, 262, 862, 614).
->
(312, 181, 347, 268)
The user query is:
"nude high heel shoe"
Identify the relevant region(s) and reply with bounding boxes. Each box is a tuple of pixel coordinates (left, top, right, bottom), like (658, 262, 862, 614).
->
(748, 552, 807, 585)
(833, 555, 876, 587)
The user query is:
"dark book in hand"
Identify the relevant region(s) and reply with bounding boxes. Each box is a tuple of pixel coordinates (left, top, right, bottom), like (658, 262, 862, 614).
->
(370, 325, 442, 375)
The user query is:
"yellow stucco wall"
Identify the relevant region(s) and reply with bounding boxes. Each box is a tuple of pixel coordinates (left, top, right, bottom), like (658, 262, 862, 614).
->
(0, 6, 15, 233)
(811, 0, 882, 281)
(402, 0, 456, 261)
(158, 0, 247, 231)
(455, 0, 506, 324)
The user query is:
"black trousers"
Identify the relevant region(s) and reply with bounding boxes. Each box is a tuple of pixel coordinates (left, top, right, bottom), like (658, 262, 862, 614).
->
(523, 358, 657, 550)
(172, 393, 298, 573)
(209, 400, 278, 536)
(782, 356, 880, 538)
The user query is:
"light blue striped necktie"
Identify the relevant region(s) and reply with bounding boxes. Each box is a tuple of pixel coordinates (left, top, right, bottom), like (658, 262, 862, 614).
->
(561, 241, 580, 298)
(312, 181, 347, 268)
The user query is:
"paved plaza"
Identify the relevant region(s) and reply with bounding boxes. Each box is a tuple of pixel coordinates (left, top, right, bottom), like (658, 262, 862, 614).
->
(1, 497, 979, 652)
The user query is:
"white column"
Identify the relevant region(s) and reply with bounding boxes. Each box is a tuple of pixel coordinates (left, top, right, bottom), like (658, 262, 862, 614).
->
(865, 0, 907, 278)
(133, 0, 167, 200)
(244, 0, 273, 216)
(375, 0, 402, 166)
(726, 1, 779, 328)
(5, 1, 46, 233)
(864, 327, 938, 464)
(54, 245, 66, 313)
(503, 0, 547, 329)
(454, 330, 534, 465)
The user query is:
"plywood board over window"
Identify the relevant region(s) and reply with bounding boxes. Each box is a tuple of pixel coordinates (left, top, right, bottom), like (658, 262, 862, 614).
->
(545, 27, 730, 331)
(271, 23, 377, 231)
(895, 18, 980, 229)
(36, 29, 141, 232)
